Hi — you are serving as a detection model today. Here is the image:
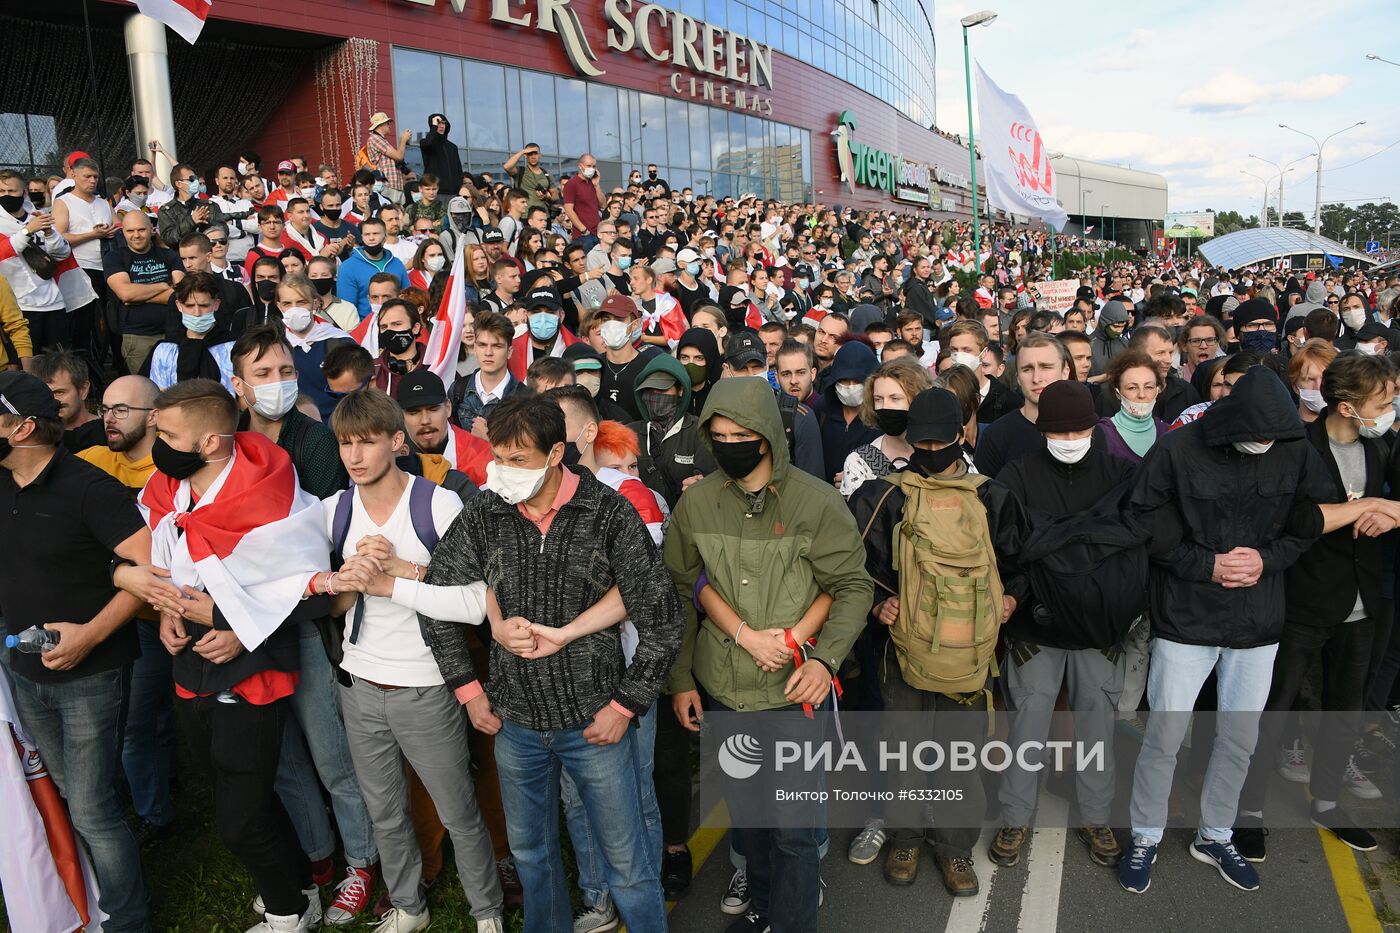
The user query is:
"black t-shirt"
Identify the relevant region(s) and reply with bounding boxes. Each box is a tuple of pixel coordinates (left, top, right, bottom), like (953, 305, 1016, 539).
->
(103, 243, 182, 336)
(64, 419, 106, 453)
(676, 279, 707, 317)
(599, 347, 660, 422)
(0, 451, 145, 683)
(973, 409, 1043, 479)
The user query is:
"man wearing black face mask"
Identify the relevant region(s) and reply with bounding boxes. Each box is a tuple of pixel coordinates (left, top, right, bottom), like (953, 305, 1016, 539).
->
(1231, 298, 1281, 355)
(625, 354, 715, 509)
(372, 299, 424, 395)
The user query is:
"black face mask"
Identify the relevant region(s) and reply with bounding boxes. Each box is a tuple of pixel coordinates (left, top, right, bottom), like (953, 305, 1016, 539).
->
(563, 441, 583, 467)
(0, 194, 25, 214)
(362, 244, 385, 260)
(875, 408, 909, 437)
(152, 437, 207, 480)
(648, 171, 658, 179)
(643, 391, 682, 426)
(28, 192, 45, 209)
(909, 443, 963, 477)
(311, 277, 335, 296)
(255, 280, 277, 302)
(1239, 329, 1278, 353)
(711, 438, 765, 480)
(381, 329, 416, 355)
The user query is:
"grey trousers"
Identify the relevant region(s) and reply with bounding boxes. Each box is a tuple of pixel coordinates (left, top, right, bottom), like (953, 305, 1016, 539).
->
(339, 679, 503, 919)
(998, 639, 1123, 826)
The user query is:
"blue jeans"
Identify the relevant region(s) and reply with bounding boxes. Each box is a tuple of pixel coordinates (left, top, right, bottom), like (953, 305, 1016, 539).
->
(122, 618, 176, 826)
(1129, 639, 1278, 845)
(562, 704, 661, 910)
(494, 718, 666, 933)
(10, 665, 151, 932)
(275, 626, 377, 866)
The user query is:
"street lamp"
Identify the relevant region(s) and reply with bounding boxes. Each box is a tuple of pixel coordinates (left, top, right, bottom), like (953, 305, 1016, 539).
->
(1278, 121, 1366, 235)
(1367, 53, 1400, 67)
(1248, 153, 1309, 226)
(1241, 170, 1271, 226)
(960, 9, 996, 269)
(1100, 203, 1109, 265)
(1080, 187, 1092, 243)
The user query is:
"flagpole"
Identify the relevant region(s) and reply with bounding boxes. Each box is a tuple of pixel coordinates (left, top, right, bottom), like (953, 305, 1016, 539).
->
(80, 0, 109, 185)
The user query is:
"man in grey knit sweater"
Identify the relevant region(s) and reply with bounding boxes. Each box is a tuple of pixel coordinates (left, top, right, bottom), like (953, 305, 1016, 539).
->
(422, 392, 682, 933)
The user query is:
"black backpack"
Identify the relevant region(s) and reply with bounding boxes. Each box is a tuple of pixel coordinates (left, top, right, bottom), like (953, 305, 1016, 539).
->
(1018, 484, 1148, 650)
(776, 390, 808, 462)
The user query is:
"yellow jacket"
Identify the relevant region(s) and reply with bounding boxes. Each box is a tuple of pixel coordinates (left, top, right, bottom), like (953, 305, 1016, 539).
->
(0, 276, 33, 368)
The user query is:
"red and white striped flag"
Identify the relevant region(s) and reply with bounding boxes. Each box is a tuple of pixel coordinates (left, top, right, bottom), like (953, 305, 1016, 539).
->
(423, 232, 470, 395)
(349, 311, 380, 358)
(139, 433, 329, 650)
(130, 0, 211, 44)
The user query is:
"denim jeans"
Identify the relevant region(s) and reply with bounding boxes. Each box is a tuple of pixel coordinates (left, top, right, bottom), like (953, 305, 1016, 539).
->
(274, 626, 377, 867)
(122, 618, 176, 826)
(562, 703, 661, 911)
(10, 665, 151, 932)
(1129, 639, 1278, 845)
(494, 718, 666, 933)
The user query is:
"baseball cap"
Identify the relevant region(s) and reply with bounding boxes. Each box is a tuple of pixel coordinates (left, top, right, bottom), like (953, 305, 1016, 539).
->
(650, 257, 677, 276)
(277, 160, 296, 175)
(368, 112, 391, 131)
(1357, 321, 1391, 342)
(905, 387, 964, 445)
(447, 196, 471, 213)
(561, 343, 602, 371)
(393, 369, 447, 410)
(596, 294, 638, 320)
(481, 227, 505, 244)
(524, 285, 563, 311)
(724, 332, 766, 369)
(65, 151, 91, 168)
(0, 371, 60, 420)
(637, 370, 681, 393)
(676, 247, 701, 264)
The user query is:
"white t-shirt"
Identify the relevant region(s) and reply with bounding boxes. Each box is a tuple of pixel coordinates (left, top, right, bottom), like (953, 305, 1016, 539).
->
(57, 192, 113, 271)
(386, 237, 418, 266)
(323, 480, 476, 687)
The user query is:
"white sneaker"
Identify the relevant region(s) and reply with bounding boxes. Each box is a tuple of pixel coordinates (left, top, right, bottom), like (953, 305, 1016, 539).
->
(1344, 757, 1382, 800)
(251, 886, 321, 922)
(573, 899, 620, 933)
(477, 917, 506, 933)
(1276, 740, 1311, 783)
(246, 887, 320, 933)
(371, 906, 430, 933)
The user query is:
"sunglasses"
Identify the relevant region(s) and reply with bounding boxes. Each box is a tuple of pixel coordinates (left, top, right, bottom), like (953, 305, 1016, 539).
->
(207, 237, 227, 245)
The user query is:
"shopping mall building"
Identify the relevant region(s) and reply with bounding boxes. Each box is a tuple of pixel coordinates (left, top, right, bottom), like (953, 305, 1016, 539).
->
(2, 0, 1165, 239)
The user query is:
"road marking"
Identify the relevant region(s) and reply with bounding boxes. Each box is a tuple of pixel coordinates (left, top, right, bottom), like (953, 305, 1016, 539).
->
(944, 828, 1001, 933)
(1017, 795, 1068, 933)
(1317, 827, 1383, 933)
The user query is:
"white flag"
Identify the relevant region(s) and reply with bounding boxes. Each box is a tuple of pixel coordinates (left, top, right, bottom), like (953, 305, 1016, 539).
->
(974, 63, 1069, 232)
(423, 231, 470, 396)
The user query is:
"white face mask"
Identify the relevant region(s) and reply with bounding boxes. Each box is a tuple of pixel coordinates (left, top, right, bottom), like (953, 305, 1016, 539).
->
(1234, 440, 1274, 455)
(1354, 408, 1396, 439)
(425, 255, 446, 273)
(1046, 436, 1092, 464)
(512, 321, 528, 339)
(249, 379, 299, 420)
(1119, 397, 1155, 419)
(486, 459, 549, 505)
(1297, 387, 1326, 413)
(835, 383, 865, 407)
(951, 351, 981, 371)
(1357, 341, 1382, 356)
(581, 167, 597, 178)
(281, 306, 313, 333)
(238, 160, 251, 176)
(599, 319, 632, 350)
(1342, 308, 1367, 331)
(368, 302, 383, 318)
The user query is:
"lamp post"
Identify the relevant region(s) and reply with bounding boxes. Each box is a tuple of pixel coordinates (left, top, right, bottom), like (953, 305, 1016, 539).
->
(960, 9, 997, 270)
(1248, 154, 1309, 226)
(1080, 187, 1092, 239)
(1278, 121, 1366, 235)
(1367, 52, 1400, 68)
(1241, 169, 1271, 226)
(1100, 203, 1109, 266)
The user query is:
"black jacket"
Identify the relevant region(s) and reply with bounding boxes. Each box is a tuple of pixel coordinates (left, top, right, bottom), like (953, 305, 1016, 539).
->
(902, 276, 939, 330)
(1126, 368, 1333, 649)
(629, 413, 718, 510)
(849, 466, 1030, 612)
(1097, 373, 1200, 424)
(977, 376, 1021, 424)
(420, 115, 463, 191)
(1285, 414, 1398, 627)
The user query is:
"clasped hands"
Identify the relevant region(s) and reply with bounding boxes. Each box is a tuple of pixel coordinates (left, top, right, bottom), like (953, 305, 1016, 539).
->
(332, 534, 415, 597)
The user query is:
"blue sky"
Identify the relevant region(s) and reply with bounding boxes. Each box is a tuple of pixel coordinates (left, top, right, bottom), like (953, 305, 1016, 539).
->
(928, 0, 1400, 220)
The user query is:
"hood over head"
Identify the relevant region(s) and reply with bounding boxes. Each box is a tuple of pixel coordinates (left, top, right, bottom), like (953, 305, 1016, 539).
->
(1305, 280, 1328, 304)
(676, 326, 722, 385)
(632, 352, 692, 422)
(698, 375, 789, 479)
(1199, 366, 1304, 447)
(848, 303, 884, 334)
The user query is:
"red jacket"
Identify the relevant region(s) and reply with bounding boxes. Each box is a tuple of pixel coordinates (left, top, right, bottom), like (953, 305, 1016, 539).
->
(507, 327, 580, 381)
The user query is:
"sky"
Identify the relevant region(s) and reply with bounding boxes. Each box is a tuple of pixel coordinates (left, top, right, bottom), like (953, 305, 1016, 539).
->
(928, 0, 1400, 221)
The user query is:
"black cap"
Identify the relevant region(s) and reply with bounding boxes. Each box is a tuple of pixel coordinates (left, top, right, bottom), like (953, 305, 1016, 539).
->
(0, 371, 60, 420)
(725, 332, 766, 369)
(481, 226, 505, 244)
(562, 342, 603, 371)
(524, 285, 563, 311)
(393, 369, 447, 410)
(905, 387, 963, 445)
(1357, 321, 1392, 342)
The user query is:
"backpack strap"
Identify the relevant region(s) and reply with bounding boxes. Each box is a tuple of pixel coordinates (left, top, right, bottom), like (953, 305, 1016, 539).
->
(406, 476, 440, 643)
(329, 490, 368, 645)
(777, 392, 798, 460)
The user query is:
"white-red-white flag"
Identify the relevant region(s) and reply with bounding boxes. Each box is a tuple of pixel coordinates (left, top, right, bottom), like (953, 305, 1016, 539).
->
(423, 232, 470, 395)
(130, 0, 211, 44)
(349, 311, 380, 358)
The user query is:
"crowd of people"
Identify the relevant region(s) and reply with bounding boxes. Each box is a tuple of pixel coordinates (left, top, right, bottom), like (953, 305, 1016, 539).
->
(3, 110, 1400, 933)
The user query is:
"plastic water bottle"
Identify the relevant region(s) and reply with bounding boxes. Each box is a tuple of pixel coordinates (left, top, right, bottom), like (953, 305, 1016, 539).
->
(4, 626, 60, 654)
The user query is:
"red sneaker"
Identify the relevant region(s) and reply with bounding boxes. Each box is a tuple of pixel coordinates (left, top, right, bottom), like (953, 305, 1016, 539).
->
(310, 857, 335, 886)
(324, 865, 376, 926)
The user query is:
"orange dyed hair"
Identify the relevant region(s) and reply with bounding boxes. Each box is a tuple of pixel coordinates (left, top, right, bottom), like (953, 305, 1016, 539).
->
(593, 420, 640, 460)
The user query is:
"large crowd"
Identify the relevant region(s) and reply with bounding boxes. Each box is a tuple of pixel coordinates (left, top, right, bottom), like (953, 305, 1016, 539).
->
(2, 108, 1400, 933)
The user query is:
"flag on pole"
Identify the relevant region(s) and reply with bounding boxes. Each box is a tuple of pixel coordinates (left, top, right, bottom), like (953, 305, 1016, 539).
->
(422, 232, 471, 395)
(349, 311, 380, 358)
(129, 0, 211, 44)
(973, 63, 1069, 232)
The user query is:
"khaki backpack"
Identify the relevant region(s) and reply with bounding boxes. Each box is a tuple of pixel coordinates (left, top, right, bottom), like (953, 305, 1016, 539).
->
(884, 470, 1003, 696)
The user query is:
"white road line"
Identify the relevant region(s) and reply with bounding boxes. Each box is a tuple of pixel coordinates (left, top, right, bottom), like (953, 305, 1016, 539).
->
(944, 827, 1001, 933)
(1017, 795, 1068, 933)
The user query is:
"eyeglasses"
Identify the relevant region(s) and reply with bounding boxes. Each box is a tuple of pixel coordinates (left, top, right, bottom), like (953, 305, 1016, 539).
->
(1327, 298, 1340, 304)
(100, 404, 153, 420)
(1186, 336, 1218, 347)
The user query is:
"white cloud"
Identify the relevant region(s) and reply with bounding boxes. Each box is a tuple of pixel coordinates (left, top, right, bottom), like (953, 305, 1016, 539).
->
(1176, 72, 1351, 113)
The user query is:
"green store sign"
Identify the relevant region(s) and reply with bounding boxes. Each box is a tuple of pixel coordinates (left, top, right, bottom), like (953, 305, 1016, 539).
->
(832, 111, 937, 205)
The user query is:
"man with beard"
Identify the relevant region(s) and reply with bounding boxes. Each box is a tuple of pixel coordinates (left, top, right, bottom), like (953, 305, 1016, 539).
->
(395, 370, 491, 491)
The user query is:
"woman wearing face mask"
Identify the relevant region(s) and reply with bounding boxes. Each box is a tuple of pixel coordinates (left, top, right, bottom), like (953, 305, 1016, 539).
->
(145, 272, 237, 391)
(814, 340, 880, 485)
(273, 274, 353, 419)
(1097, 350, 1166, 463)
(1289, 339, 1338, 425)
(408, 240, 448, 291)
(839, 359, 931, 499)
(308, 256, 359, 332)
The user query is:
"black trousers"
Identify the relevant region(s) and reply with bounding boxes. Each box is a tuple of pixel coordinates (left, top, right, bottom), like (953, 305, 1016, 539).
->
(1240, 619, 1374, 813)
(22, 309, 72, 354)
(179, 694, 311, 916)
(653, 703, 693, 847)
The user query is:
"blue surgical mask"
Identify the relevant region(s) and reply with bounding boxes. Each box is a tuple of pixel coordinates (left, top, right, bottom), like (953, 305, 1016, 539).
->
(182, 312, 216, 334)
(411, 191, 423, 203)
(617, 256, 632, 270)
(372, 181, 386, 194)
(187, 179, 204, 196)
(686, 261, 700, 276)
(528, 311, 560, 340)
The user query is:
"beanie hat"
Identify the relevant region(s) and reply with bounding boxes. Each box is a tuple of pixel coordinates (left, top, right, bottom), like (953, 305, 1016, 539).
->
(1035, 380, 1097, 433)
(1232, 298, 1278, 331)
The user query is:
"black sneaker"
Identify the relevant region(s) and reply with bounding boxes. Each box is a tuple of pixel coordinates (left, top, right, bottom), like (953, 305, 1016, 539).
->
(1311, 803, 1378, 852)
(131, 817, 175, 848)
(1232, 816, 1268, 863)
(661, 847, 692, 899)
(724, 910, 770, 933)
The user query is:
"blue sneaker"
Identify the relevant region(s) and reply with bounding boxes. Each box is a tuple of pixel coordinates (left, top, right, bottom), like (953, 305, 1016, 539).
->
(1189, 838, 1259, 891)
(1118, 839, 1157, 893)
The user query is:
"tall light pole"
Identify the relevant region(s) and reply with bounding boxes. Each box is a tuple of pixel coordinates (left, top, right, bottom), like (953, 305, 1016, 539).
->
(1367, 52, 1400, 68)
(960, 10, 997, 269)
(1248, 154, 1309, 226)
(1241, 169, 1270, 226)
(1278, 121, 1366, 235)
(1100, 203, 1109, 266)
(1080, 187, 1092, 240)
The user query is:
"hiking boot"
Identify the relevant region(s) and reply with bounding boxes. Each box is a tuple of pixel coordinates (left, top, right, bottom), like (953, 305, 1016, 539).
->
(661, 847, 692, 899)
(883, 843, 921, 886)
(1078, 825, 1122, 867)
(1189, 838, 1259, 891)
(1344, 757, 1382, 800)
(572, 899, 619, 933)
(324, 865, 375, 926)
(936, 855, 979, 897)
(848, 818, 887, 865)
(720, 869, 750, 915)
(1232, 815, 1268, 863)
(1311, 803, 1378, 852)
(988, 825, 1027, 867)
(1118, 839, 1157, 894)
(1276, 739, 1310, 784)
